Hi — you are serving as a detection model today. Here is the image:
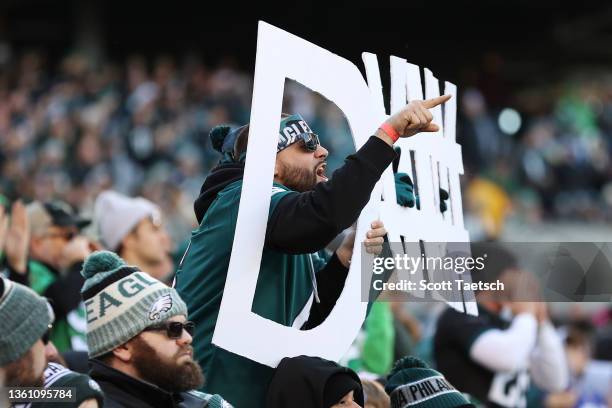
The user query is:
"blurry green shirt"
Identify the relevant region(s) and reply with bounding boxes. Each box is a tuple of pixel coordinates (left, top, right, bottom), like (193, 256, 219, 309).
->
(29, 261, 88, 352)
(344, 301, 394, 375)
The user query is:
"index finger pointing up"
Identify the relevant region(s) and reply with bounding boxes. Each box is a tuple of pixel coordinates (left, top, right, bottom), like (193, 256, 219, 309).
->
(422, 94, 452, 109)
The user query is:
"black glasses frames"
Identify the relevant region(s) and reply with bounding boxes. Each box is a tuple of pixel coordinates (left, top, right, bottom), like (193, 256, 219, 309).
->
(41, 324, 53, 345)
(299, 132, 320, 152)
(143, 321, 195, 339)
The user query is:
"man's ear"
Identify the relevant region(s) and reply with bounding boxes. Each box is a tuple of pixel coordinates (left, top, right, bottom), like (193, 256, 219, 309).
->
(121, 224, 140, 252)
(112, 342, 133, 363)
(30, 235, 41, 249)
(120, 234, 133, 253)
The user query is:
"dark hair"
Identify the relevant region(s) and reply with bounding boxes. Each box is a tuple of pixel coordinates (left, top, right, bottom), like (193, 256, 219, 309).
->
(470, 242, 518, 288)
(232, 113, 292, 160)
(97, 351, 114, 364)
(232, 124, 250, 161)
(565, 320, 594, 348)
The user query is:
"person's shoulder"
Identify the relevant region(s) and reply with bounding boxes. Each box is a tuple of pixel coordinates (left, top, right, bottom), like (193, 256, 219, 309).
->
(435, 306, 494, 351)
(182, 390, 234, 407)
(271, 182, 296, 198)
(27, 260, 56, 293)
(216, 180, 294, 204)
(220, 179, 244, 194)
(207, 180, 244, 212)
(436, 306, 480, 331)
(28, 260, 53, 275)
(438, 305, 465, 321)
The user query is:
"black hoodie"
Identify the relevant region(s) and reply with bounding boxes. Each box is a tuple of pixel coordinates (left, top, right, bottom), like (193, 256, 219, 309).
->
(266, 356, 364, 408)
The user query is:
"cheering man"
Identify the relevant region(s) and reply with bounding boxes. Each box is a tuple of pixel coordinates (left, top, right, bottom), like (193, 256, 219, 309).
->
(176, 96, 450, 407)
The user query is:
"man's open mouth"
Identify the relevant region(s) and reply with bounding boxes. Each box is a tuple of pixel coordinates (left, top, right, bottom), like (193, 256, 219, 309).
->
(315, 162, 328, 182)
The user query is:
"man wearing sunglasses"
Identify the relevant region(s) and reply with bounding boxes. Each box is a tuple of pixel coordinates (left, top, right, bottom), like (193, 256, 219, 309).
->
(7, 200, 98, 354)
(176, 97, 450, 407)
(81, 250, 231, 407)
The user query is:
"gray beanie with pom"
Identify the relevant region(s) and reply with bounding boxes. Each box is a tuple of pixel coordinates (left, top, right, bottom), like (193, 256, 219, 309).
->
(81, 251, 187, 358)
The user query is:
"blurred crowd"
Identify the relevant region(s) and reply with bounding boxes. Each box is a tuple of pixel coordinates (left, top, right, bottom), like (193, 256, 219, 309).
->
(1, 52, 611, 245)
(0, 51, 357, 247)
(460, 81, 612, 238)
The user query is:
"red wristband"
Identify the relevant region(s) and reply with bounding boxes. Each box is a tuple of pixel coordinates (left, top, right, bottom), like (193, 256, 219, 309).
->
(379, 123, 400, 142)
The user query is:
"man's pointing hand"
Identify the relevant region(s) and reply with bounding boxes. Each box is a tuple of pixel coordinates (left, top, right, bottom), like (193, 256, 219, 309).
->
(376, 94, 451, 145)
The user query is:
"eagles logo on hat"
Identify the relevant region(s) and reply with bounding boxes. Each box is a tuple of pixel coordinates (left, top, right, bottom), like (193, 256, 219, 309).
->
(149, 294, 173, 320)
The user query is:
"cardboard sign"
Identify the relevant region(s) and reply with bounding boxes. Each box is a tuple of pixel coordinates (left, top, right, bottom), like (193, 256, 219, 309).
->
(212, 21, 475, 368)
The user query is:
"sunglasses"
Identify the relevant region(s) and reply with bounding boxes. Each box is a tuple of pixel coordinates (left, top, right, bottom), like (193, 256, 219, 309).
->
(143, 321, 195, 339)
(297, 132, 320, 152)
(41, 324, 52, 345)
(42, 230, 76, 241)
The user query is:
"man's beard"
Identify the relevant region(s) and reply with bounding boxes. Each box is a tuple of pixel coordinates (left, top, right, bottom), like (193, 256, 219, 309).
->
(4, 350, 45, 387)
(278, 161, 317, 192)
(131, 336, 204, 392)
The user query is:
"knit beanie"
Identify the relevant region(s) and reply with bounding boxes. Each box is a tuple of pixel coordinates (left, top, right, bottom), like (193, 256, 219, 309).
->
(93, 190, 161, 251)
(0, 278, 52, 366)
(30, 362, 105, 408)
(277, 113, 316, 153)
(81, 251, 187, 358)
(385, 357, 473, 408)
(208, 113, 316, 163)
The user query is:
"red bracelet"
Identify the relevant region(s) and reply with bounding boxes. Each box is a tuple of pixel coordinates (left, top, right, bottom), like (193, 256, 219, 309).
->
(379, 123, 400, 142)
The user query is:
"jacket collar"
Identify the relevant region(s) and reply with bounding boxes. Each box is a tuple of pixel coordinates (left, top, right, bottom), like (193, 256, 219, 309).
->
(89, 359, 183, 407)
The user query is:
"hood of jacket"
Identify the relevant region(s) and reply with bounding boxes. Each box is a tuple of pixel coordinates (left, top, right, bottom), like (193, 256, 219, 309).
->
(266, 355, 364, 408)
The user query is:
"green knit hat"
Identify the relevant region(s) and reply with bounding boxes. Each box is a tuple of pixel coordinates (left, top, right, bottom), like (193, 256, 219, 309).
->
(81, 251, 188, 358)
(30, 362, 104, 408)
(0, 278, 53, 366)
(386, 357, 473, 408)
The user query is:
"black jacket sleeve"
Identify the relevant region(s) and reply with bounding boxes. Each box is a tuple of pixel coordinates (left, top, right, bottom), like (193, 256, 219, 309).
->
(2, 260, 29, 286)
(301, 239, 396, 329)
(44, 261, 85, 319)
(301, 253, 349, 330)
(265, 136, 396, 254)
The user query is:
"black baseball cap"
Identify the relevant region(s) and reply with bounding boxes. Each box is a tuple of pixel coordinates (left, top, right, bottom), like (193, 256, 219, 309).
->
(42, 201, 91, 229)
